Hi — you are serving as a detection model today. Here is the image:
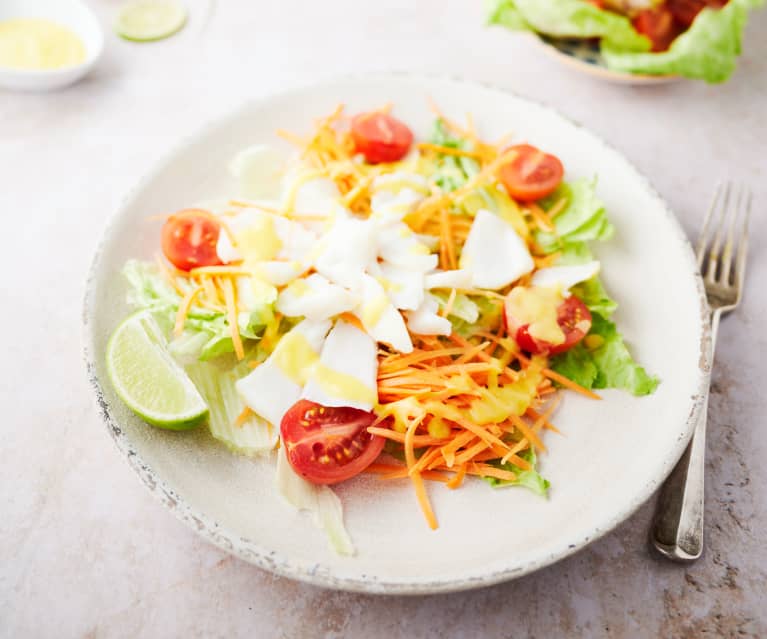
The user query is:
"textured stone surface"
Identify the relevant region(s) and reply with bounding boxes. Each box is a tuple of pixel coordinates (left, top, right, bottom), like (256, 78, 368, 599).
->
(1, 1, 765, 637)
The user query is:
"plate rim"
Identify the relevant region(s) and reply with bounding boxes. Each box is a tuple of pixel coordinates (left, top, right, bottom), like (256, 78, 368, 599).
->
(82, 71, 711, 595)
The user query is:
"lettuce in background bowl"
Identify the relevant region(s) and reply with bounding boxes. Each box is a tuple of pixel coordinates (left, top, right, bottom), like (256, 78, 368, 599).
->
(487, 0, 764, 83)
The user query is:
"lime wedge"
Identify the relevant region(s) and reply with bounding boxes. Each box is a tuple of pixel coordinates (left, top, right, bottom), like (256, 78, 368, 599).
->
(115, 1, 188, 42)
(106, 311, 208, 430)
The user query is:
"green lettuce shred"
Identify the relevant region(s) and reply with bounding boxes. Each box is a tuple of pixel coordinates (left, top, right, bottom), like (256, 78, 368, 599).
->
(429, 119, 480, 193)
(482, 448, 551, 496)
(486, 0, 651, 50)
(276, 446, 355, 556)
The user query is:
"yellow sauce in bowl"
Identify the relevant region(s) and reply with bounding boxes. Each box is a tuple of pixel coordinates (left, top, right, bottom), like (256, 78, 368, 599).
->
(0, 18, 86, 70)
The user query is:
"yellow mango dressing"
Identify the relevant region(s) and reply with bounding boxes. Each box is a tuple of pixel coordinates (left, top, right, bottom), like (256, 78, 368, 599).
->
(0, 18, 86, 70)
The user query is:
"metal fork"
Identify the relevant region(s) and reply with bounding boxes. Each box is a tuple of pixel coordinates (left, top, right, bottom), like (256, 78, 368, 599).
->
(650, 183, 751, 562)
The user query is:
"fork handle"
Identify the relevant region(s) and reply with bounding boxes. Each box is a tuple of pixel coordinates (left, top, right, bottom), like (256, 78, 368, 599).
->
(650, 310, 720, 562)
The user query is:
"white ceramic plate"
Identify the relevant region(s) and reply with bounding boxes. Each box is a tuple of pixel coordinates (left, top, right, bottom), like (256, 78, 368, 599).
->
(534, 35, 678, 86)
(84, 73, 709, 594)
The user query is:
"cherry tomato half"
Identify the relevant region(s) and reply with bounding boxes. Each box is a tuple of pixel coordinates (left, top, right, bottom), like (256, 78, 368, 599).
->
(351, 111, 413, 164)
(280, 400, 385, 485)
(161, 209, 224, 272)
(498, 144, 564, 203)
(667, 0, 727, 28)
(632, 7, 682, 52)
(505, 295, 592, 356)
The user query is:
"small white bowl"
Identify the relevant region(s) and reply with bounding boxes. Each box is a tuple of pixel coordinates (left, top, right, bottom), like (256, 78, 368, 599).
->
(0, 0, 104, 92)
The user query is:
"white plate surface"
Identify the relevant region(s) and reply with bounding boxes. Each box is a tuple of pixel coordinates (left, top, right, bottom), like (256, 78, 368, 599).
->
(84, 73, 710, 594)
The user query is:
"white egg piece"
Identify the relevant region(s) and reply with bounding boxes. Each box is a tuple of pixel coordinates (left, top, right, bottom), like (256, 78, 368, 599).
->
(236, 319, 332, 427)
(235, 275, 277, 311)
(370, 178, 426, 225)
(425, 269, 473, 290)
(377, 223, 439, 272)
(314, 216, 379, 290)
(282, 164, 341, 218)
(378, 261, 424, 311)
(406, 295, 452, 336)
(354, 274, 413, 353)
(277, 274, 359, 321)
(230, 145, 287, 200)
(271, 214, 318, 263)
(530, 261, 601, 292)
(255, 261, 305, 286)
(416, 233, 441, 251)
(459, 209, 534, 290)
(216, 208, 283, 264)
(302, 320, 378, 411)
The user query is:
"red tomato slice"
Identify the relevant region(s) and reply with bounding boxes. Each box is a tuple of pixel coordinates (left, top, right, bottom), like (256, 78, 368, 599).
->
(505, 295, 592, 356)
(161, 209, 223, 272)
(498, 144, 564, 203)
(667, 0, 727, 27)
(351, 112, 413, 164)
(632, 7, 682, 52)
(280, 400, 385, 485)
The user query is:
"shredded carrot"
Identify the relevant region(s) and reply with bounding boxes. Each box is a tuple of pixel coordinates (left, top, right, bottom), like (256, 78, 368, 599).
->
(528, 203, 555, 233)
(189, 265, 251, 277)
(234, 406, 252, 428)
(173, 286, 203, 337)
(441, 288, 457, 319)
(338, 312, 365, 332)
(440, 207, 457, 270)
(446, 463, 467, 489)
(466, 463, 517, 482)
(417, 142, 484, 159)
(508, 414, 546, 453)
(377, 468, 451, 483)
(368, 427, 450, 448)
(546, 196, 568, 219)
(219, 277, 244, 360)
(542, 367, 601, 400)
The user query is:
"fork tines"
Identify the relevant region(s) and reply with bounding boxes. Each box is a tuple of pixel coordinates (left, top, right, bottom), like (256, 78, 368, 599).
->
(696, 182, 751, 288)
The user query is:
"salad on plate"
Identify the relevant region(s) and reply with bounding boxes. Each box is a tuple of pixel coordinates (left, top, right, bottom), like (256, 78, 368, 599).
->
(106, 104, 658, 554)
(487, 0, 764, 82)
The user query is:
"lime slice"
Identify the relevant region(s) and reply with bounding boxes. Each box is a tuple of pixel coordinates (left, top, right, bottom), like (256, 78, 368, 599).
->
(115, 1, 188, 42)
(106, 311, 208, 430)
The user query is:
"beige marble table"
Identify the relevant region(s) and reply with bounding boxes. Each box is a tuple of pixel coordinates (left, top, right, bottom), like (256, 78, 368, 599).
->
(2, 1, 766, 637)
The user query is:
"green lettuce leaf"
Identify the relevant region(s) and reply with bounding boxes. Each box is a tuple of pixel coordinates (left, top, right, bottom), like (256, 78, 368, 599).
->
(123, 260, 274, 362)
(535, 178, 614, 253)
(444, 295, 505, 338)
(486, 0, 651, 51)
(186, 361, 277, 456)
(482, 448, 551, 496)
(602, 0, 765, 83)
(551, 314, 659, 395)
(571, 277, 618, 319)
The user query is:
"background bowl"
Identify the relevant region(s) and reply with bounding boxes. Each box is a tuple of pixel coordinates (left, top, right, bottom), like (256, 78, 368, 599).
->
(0, 0, 104, 92)
(536, 35, 678, 86)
